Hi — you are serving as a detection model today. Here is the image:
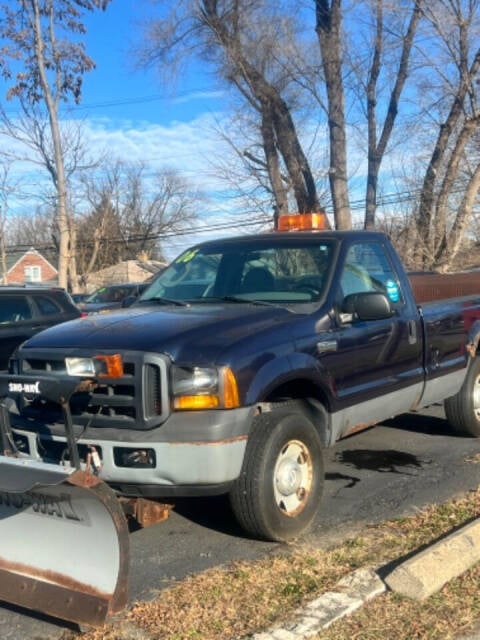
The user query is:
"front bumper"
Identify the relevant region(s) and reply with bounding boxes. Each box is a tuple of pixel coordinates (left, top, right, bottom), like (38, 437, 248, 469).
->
(0, 367, 254, 497)
(12, 422, 249, 496)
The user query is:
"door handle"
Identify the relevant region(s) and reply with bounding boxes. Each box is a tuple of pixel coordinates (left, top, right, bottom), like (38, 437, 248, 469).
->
(316, 340, 338, 354)
(408, 320, 417, 344)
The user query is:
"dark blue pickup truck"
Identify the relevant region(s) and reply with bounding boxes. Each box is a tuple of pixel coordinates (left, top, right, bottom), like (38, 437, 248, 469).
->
(4, 218, 480, 541)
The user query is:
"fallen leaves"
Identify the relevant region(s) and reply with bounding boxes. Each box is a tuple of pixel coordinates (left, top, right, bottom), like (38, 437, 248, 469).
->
(62, 487, 480, 640)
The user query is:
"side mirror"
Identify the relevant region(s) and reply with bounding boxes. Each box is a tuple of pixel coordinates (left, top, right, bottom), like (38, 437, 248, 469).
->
(341, 291, 394, 321)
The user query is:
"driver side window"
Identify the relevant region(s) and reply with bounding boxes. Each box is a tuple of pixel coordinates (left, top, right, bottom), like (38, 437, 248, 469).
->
(339, 241, 403, 310)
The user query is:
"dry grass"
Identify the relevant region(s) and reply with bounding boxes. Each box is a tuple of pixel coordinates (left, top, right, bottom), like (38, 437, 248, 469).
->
(63, 487, 480, 640)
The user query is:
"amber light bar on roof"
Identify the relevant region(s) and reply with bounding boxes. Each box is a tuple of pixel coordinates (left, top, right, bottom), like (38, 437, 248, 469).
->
(277, 212, 329, 232)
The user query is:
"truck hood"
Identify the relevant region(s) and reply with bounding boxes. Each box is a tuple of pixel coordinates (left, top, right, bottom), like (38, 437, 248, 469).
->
(22, 302, 294, 363)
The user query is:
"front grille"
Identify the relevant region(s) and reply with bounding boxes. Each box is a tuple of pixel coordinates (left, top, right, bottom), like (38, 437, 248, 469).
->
(18, 349, 169, 430)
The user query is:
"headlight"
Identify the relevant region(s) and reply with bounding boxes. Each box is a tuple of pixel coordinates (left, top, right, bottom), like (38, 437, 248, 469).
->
(171, 365, 240, 410)
(65, 354, 124, 378)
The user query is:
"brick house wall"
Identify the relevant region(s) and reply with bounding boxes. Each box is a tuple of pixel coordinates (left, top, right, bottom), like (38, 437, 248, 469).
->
(6, 249, 58, 285)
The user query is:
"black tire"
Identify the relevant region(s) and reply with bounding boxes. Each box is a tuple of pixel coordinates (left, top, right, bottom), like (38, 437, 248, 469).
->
(444, 357, 480, 437)
(229, 406, 324, 542)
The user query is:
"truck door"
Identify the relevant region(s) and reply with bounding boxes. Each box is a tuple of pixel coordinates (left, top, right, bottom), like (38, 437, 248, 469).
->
(321, 239, 424, 439)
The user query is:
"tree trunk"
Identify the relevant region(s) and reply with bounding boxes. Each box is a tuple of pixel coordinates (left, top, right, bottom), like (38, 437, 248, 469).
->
(433, 117, 479, 262)
(260, 109, 289, 218)
(31, 0, 70, 289)
(269, 93, 321, 214)
(434, 162, 480, 269)
(315, 0, 351, 229)
(0, 226, 6, 284)
(365, 0, 422, 230)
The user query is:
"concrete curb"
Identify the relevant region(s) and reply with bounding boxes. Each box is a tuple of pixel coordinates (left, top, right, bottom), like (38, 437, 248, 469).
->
(384, 517, 480, 600)
(251, 517, 480, 640)
(251, 568, 385, 639)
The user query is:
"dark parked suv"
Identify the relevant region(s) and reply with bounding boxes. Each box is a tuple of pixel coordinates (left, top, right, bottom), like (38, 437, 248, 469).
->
(0, 286, 81, 369)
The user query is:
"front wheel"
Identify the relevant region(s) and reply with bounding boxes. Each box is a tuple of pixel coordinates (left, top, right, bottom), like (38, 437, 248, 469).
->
(229, 406, 324, 542)
(444, 356, 480, 437)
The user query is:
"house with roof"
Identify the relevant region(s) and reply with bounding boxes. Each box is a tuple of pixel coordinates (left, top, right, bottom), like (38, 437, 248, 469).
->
(2, 248, 58, 285)
(82, 258, 166, 292)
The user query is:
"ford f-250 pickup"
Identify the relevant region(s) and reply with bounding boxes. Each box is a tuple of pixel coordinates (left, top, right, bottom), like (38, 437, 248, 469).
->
(2, 213, 480, 542)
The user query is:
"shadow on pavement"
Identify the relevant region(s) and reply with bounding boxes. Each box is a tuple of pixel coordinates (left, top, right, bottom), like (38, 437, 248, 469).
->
(336, 448, 431, 475)
(0, 599, 78, 633)
(168, 495, 247, 538)
(384, 410, 453, 437)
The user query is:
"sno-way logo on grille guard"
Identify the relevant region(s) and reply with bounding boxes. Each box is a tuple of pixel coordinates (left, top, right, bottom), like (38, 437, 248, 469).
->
(8, 381, 41, 394)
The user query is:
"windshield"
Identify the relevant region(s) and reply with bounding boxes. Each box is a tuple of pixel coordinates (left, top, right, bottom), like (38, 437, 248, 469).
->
(86, 285, 132, 303)
(139, 237, 335, 305)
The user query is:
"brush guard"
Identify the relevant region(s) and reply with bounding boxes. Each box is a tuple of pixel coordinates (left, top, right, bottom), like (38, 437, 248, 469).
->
(0, 374, 130, 627)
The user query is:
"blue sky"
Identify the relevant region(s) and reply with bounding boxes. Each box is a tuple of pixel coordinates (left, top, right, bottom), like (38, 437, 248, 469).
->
(76, 2, 219, 126)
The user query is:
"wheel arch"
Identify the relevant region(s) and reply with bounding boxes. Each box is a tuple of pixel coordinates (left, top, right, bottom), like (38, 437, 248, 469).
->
(260, 384, 332, 448)
(242, 353, 334, 447)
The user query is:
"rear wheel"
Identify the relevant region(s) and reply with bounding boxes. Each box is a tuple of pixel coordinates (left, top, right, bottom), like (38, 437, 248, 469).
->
(229, 406, 324, 541)
(444, 357, 480, 437)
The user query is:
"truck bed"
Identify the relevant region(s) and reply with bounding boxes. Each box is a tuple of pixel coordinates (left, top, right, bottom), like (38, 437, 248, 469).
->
(409, 271, 480, 303)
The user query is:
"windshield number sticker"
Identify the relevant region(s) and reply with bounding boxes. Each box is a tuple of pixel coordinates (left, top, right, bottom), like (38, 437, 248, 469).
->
(176, 249, 198, 264)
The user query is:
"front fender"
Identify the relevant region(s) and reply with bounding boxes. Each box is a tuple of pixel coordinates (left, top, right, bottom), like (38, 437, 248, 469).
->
(243, 351, 334, 408)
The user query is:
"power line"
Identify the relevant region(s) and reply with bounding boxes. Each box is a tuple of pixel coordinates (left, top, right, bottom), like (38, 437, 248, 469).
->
(1, 88, 220, 115)
(4, 214, 273, 254)
(6, 185, 477, 255)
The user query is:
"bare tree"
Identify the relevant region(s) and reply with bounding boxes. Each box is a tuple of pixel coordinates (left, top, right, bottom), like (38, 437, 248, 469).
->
(362, 0, 423, 230)
(138, 0, 326, 223)
(76, 162, 200, 279)
(414, 0, 480, 269)
(0, 105, 102, 283)
(314, 0, 423, 231)
(140, 0, 479, 253)
(6, 206, 57, 263)
(209, 104, 331, 224)
(0, 161, 22, 283)
(0, 0, 111, 288)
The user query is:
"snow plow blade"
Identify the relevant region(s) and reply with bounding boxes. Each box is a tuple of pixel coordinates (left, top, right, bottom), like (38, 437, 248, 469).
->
(0, 456, 129, 627)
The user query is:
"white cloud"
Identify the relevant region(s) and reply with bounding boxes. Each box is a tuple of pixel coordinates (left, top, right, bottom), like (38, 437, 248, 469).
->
(172, 90, 224, 105)
(79, 112, 265, 258)
(0, 110, 271, 260)
(82, 112, 229, 186)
